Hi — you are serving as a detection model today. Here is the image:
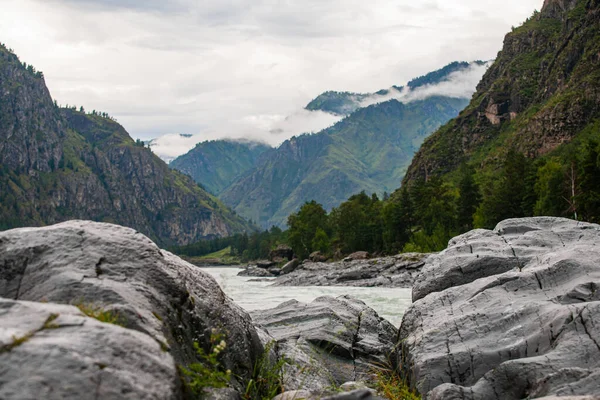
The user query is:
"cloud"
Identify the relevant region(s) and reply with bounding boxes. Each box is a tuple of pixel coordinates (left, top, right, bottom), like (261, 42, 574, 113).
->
(358, 61, 491, 107)
(0, 0, 541, 159)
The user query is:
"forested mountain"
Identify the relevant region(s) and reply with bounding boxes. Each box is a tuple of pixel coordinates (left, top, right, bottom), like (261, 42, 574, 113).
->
(305, 61, 485, 116)
(220, 0, 600, 259)
(0, 43, 253, 246)
(401, 0, 600, 227)
(218, 62, 482, 228)
(170, 139, 270, 195)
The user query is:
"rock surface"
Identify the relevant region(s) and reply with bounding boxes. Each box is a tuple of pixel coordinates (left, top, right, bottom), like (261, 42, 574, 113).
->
(0, 220, 264, 393)
(274, 253, 428, 287)
(0, 298, 179, 399)
(398, 217, 600, 399)
(253, 295, 397, 398)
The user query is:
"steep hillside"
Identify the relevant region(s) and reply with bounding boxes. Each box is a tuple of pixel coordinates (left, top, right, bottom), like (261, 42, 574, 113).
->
(221, 95, 469, 228)
(170, 139, 271, 195)
(0, 43, 253, 245)
(404, 0, 600, 184)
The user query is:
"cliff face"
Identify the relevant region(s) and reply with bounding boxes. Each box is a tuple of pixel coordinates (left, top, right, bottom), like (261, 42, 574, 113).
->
(403, 0, 600, 184)
(0, 44, 252, 245)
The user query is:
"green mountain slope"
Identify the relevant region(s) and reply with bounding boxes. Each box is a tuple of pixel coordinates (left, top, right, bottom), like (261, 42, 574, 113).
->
(0, 43, 253, 245)
(221, 95, 469, 228)
(403, 0, 600, 185)
(170, 139, 271, 195)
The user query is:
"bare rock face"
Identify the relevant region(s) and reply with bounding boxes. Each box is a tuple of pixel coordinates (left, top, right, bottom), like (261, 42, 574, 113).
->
(0, 299, 179, 400)
(253, 295, 397, 398)
(399, 217, 600, 399)
(0, 220, 264, 395)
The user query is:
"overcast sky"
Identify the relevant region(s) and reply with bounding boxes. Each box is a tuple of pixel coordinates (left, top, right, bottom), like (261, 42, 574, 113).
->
(1, 0, 540, 150)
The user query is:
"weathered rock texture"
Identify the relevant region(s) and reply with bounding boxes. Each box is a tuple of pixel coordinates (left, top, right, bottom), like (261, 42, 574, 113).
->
(0, 220, 264, 395)
(0, 299, 179, 400)
(253, 295, 397, 397)
(398, 217, 600, 399)
(273, 254, 428, 287)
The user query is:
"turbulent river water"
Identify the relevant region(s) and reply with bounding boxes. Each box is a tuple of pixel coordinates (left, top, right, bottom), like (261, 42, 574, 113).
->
(201, 267, 412, 327)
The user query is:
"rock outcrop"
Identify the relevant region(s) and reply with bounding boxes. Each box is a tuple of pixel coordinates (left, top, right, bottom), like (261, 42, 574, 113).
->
(398, 217, 600, 399)
(253, 295, 397, 398)
(0, 299, 179, 400)
(0, 220, 264, 396)
(273, 254, 428, 287)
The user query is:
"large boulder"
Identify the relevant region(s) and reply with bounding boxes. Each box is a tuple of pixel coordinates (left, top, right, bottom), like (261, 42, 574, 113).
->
(0, 220, 264, 394)
(0, 299, 179, 399)
(270, 245, 294, 262)
(274, 253, 427, 287)
(398, 217, 600, 399)
(253, 295, 397, 398)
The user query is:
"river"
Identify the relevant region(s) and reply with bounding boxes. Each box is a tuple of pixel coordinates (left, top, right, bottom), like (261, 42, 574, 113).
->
(201, 267, 412, 327)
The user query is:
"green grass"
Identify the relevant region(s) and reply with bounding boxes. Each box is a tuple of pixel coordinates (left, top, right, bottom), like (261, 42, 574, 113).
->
(76, 304, 124, 326)
(374, 366, 421, 400)
(186, 246, 242, 265)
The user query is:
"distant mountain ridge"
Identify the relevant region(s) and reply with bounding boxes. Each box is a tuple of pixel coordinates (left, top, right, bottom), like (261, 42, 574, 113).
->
(209, 61, 486, 228)
(305, 61, 487, 116)
(220, 96, 469, 228)
(170, 139, 271, 195)
(0, 43, 253, 245)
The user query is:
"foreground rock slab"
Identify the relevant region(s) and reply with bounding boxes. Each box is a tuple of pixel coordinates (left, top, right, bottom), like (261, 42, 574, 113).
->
(0, 220, 264, 394)
(399, 217, 600, 399)
(0, 299, 178, 400)
(273, 253, 428, 287)
(253, 295, 397, 398)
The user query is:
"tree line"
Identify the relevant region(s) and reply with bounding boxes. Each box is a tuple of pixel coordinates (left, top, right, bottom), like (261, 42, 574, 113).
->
(170, 134, 600, 261)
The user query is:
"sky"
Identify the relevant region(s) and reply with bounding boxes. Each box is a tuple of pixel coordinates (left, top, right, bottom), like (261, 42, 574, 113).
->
(0, 0, 541, 155)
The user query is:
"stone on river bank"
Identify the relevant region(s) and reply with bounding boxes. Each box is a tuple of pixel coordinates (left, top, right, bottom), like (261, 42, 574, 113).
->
(399, 217, 600, 399)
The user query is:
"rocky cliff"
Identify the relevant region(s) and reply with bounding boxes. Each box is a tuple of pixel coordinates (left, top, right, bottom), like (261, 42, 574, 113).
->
(0, 43, 252, 245)
(403, 0, 600, 184)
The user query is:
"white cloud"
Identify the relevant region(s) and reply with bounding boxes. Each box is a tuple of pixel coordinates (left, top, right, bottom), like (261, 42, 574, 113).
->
(359, 61, 491, 107)
(0, 0, 541, 154)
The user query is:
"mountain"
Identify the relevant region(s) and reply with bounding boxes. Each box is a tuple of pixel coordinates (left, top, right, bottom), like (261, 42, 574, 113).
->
(0, 43, 253, 246)
(305, 61, 486, 116)
(170, 139, 271, 195)
(145, 133, 195, 163)
(403, 0, 600, 185)
(219, 58, 483, 229)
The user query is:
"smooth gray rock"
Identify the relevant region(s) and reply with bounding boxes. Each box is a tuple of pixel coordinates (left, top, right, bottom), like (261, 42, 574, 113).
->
(254, 295, 397, 398)
(0, 220, 264, 391)
(281, 259, 300, 275)
(238, 265, 276, 277)
(274, 254, 427, 288)
(0, 298, 178, 400)
(398, 217, 600, 399)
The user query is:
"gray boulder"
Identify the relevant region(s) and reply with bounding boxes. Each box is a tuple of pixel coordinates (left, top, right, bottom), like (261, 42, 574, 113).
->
(0, 220, 264, 392)
(237, 265, 276, 277)
(281, 259, 300, 275)
(0, 298, 178, 399)
(253, 295, 397, 398)
(274, 253, 427, 287)
(398, 217, 600, 399)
